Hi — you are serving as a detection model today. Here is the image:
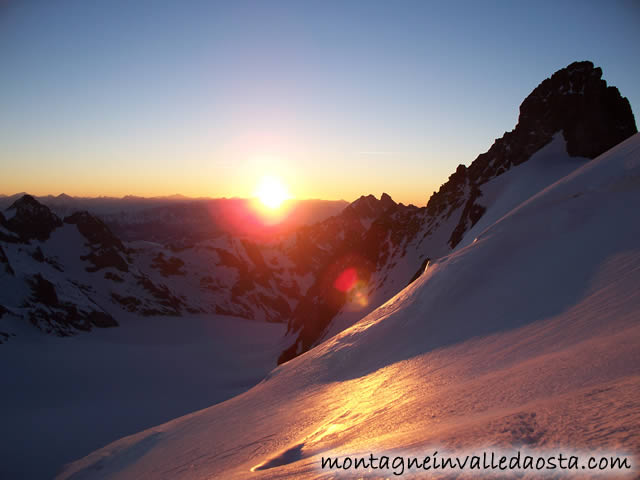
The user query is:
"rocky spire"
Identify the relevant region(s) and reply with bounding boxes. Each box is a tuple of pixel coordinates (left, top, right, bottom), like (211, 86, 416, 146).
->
(425, 60, 637, 248)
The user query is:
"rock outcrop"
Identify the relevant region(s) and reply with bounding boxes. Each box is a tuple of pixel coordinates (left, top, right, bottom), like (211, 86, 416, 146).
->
(429, 60, 637, 249)
(1, 195, 63, 242)
(64, 211, 129, 272)
(279, 60, 638, 363)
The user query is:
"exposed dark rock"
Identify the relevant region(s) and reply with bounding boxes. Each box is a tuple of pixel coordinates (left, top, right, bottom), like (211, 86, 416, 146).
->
(2, 195, 62, 242)
(241, 240, 270, 278)
(25, 274, 118, 334)
(31, 246, 45, 263)
(277, 342, 299, 365)
(0, 212, 19, 242)
(432, 61, 637, 249)
(231, 272, 255, 298)
(0, 246, 14, 275)
(407, 258, 430, 286)
(111, 293, 142, 312)
(0, 305, 8, 343)
(344, 193, 397, 220)
(104, 271, 124, 283)
(256, 293, 292, 322)
(151, 252, 185, 276)
(28, 274, 59, 306)
(278, 251, 375, 364)
(214, 248, 246, 270)
(426, 164, 469, 218)
(516, 61, 637, 160)
(448, 186, 486, 249)
(279, 193, 427, 363)
(380, 192, 396, 210)
(64, 211, 126, 251)
(136, 274, 185, 315)
(85, 311, 117, 328)
(279, 61, 638, 363)
(65, 211, 129, 272)
(81, 249, 129, 273)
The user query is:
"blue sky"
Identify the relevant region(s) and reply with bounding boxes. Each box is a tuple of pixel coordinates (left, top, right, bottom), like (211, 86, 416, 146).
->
(1, 0, 638, 204)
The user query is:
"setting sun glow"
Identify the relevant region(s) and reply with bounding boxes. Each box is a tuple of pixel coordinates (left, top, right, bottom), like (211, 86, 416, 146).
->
(255, 175, 291, 209)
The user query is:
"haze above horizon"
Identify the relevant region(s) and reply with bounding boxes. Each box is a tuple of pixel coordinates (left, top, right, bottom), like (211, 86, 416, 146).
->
(1, 0, 638, 206)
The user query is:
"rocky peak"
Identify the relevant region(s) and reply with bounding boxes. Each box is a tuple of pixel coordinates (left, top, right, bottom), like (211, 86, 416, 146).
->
(425, 164, 469, 218)
(347, 193, 397, 219)
(8, 194, 46, 215)
(2, 195, 62, 241)
(468, 61, 637, 185)
(380, 192, 396, 210)
(350, 193, 376, 208)
(424, 61, 637, 249)
(274, 62, 638, 366)
(64, 211, 129, 272)
(517, 60, 636, 157)
(64, 211, 125, 252)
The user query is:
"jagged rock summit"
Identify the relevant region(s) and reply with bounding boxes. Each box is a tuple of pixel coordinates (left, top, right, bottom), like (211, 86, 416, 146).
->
(2, 194, 63, 241)
(474, 60, 635, 181)
(279, 60, 638, 363)
(427, 60, 637, 248)
(344, 193, 398, 219)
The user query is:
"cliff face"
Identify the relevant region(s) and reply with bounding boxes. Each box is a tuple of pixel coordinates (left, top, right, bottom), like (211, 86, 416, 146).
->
(470, 61, 636, 183)
(425, 60, 637, 249)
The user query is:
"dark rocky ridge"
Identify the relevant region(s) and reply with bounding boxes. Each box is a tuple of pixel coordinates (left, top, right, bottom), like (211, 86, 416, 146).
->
(64, 211, 126, 252)
(278, 195, 415, 363)
(426, 60, 637, 249)
(1, 194, 63, 242)
(26, 273, 118, 334)
(344, 193, 398, 219)
(2, 61, 637, 353)
(278, 60, 638, 363)
(0, 246, 14, 276)
(0, 197, 198, 338)
(64, 211, 130, 272)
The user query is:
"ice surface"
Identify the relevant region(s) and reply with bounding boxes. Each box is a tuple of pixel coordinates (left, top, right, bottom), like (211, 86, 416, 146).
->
(0, 314, 286, 479)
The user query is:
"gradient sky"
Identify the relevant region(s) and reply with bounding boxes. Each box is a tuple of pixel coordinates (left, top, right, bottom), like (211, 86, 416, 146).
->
(1, 0, 638, 205)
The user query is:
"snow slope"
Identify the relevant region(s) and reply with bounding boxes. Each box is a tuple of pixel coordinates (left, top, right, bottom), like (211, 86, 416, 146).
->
(59, 134, 640, 479)
(323, 132, 587, 341)
(0, 314, 286, 479)
(454, 132, 587, 251)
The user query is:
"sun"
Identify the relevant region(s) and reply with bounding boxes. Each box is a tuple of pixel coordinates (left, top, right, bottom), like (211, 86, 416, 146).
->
(255, 175, 291, 209)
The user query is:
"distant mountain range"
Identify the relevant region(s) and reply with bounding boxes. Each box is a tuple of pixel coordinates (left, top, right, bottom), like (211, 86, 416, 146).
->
(0, 195, 349, 243)
(0, 61, 636, 372)
(56, 71, 640, 480)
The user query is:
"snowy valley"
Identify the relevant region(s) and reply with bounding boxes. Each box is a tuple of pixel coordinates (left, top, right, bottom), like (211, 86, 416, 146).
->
(57, 124, 640, 480)
(1, 60, 639, 479)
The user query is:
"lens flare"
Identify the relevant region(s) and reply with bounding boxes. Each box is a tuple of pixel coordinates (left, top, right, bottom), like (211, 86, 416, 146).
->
(334, 267, 369, 308)
(334, 267, 358, 292)
(349, 281, 369, 307)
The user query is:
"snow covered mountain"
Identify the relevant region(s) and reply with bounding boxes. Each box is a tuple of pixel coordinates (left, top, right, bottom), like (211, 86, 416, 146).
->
(1, 62, 636, 359)
(277, 60, 637, 362)
(58, 128, 640, 480)
(0, 196, 192, 338)
(0, 191, 404, 340)
(1, 60, 638, 479)
(0, 195, 349, 244)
